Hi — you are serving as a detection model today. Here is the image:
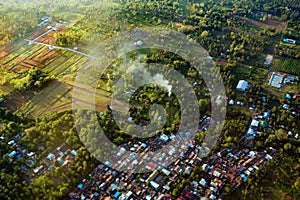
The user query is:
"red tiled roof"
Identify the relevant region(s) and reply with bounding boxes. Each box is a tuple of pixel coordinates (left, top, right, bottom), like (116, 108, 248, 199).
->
(227, 174, 235, 180)
(182, 190, 192, 198)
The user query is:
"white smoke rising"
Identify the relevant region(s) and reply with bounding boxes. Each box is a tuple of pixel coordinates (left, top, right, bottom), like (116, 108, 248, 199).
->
(126, 65, 172, 97)
(144, 72, 172, 97)
(118, 55, 173, 97)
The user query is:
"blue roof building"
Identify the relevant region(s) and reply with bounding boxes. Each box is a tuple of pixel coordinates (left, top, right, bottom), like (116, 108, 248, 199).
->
(240, 174, 248, 181)
(16, 154, 22, 159)
(77, 183, 83, 189)
(263, 112, 271, 118)
(8, 151, 17, 158)
(47, 153, 55, 160)
(246, 128, 257, 137)
(57, 157, 64, 163)
(113, 191, 121, 199)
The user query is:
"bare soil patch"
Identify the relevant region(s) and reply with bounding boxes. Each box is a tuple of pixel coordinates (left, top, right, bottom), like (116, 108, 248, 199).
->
(27, 28, 48, 40)
(216, 59, 229, 67)
(0, 49, 9, 60)
(1, 87, 41, 112)
(234, 15, 286, 30)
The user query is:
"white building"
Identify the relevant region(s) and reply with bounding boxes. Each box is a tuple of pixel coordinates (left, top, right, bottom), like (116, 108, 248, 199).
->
(264, 55, 273, 65)
(269, 73, 283, 88)
(236, 80, 249, 92)
(150, 181, 160, 190)
(134, 40, 144, 46)
(251, 119, 259, 127)
(229, 100, 235, 105)
(160, 134, 169, 142)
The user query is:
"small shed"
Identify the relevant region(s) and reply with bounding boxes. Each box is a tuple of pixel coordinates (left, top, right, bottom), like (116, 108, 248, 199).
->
(229, 100, 235, 105)
(47, 153, 55, 160)
(134, 40, 144, 46)
(264, 55, 273, 65)
(260, 120, 268, 127)
(285, 93, 292, 99)
(283, 104, 290, 110)
(263, 112, 271, 118)
(251, 119, 259, 127)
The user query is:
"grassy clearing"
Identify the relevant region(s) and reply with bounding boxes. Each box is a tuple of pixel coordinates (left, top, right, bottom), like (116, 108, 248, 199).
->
(266, 187, 293, 200)
(282, 84, 300, 95)
(246, 52, 269, 67)
(233, 64, 268, 85)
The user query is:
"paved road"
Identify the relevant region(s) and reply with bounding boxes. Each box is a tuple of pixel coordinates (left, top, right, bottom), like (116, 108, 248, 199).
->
(25, 39, 96, 59)
(31, 28, 55, 42)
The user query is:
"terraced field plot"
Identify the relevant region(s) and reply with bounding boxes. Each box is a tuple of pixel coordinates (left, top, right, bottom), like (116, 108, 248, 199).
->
(1, 28, 110, 117)
(18, 80, 110, 117)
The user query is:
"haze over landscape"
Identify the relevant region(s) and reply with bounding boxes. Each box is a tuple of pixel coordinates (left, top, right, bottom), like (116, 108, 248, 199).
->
(0, 0, 299, 200)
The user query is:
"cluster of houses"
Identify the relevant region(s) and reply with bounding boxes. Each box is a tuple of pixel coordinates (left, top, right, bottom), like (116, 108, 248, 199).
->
(66, 132, 208, 200)
(1, 134, 37, 172)
(196, 146, 278, 200)
(245, 110, 271, 139)
(31, 143, 77, 178)
(66, 122, 278, 200)
(235, 76, 299, 140)
(282, 91, 299, 111)
(1, 131, 80, 184)
(236, 72, 296, 91)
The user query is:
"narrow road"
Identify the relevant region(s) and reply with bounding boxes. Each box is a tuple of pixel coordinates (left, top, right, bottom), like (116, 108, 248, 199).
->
(25, 25, 96, 59)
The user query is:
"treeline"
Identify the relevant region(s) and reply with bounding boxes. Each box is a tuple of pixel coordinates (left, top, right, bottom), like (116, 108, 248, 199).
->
(54, 28, 84, 47)
(10, 68, 53, 91)
(114, 0, 266, 61)
(0, 110, 98, 199)
(0, 109, 32, 200)
(0, 7, 39, 45)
